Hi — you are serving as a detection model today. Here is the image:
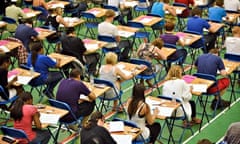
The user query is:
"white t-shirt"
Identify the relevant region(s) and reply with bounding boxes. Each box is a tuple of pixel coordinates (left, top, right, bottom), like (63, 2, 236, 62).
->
(224, 0, 240, 11)
(225, 37, 240, 55)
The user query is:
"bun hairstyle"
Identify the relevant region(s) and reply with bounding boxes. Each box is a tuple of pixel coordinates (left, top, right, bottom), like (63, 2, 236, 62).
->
(83, 111, 103, 129)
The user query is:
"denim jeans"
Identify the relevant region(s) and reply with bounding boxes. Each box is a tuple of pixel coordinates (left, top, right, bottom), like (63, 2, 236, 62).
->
(45, 71, 63, 94)
(30, 129, 51, 144)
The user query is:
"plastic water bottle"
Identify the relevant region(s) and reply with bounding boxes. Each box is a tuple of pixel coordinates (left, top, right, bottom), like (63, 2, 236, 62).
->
(172, 92, 176, 103)
(30, 66, 34, 76)
(90, 74, 94, 86)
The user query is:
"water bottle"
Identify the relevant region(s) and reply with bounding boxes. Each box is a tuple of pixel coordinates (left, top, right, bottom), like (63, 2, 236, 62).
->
(30, 65, 34, 76)
(172, 92, 176, 103)
(90, 74, 94, 86)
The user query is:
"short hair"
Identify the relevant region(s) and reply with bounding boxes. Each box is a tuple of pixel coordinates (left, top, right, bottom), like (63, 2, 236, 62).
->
(165, 21, 175, 31)
(105, 52, 118, 65)
(0, 54, 10, 66)
(66, 27, 75, 35)
(69, 69, 81, 78)
(151, 38, 164, 49)
(105, 9, 115, 18)
(22, 18, 33, 25)
(215, 0, 224, 7)
(232, 26, 240, 35)
(191, 7, 202, 16)
(209, 48, 219, 54)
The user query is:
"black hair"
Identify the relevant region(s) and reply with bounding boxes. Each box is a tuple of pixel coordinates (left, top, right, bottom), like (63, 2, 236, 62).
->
(0, 54, 10, 66)
(66, 27, 75, 35)
(10, 92, 33, 121)
(29, 41, 43, 66)
(83, 111, 103, 129)
(69, 69, 81, 78)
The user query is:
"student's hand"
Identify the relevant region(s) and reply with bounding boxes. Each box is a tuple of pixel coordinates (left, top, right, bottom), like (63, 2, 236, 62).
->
(153, 107, 159, 116)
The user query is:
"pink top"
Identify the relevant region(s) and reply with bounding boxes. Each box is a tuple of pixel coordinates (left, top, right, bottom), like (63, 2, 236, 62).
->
(14, 105, 37, 142)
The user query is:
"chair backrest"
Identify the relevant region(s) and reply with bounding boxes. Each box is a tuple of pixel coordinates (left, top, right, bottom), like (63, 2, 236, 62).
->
(173, 2, 187, 7)
(147, 13, 162, 18)
(183, 30, 201, 35)
(0, 85, 8, 99)
(2, 16, 17, 24)
(81, 12, 96, 19)
(127, 21, 145, 29)
(102, 4, 119, 12)
(97, 35, 116, 43)
(48, 99, 78, 120)
(224, 53, 240, 62)
(1, 126, 29, 142)
(167, 48, 187, 65)
(130, 58, 152, 70)
(164, 43, 177, 49)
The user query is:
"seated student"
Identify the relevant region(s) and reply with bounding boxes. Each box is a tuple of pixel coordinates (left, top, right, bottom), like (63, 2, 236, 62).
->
(195, 48, 230, 109)
(174, 0, 194, 18)
(225, 26, 240, 55)
(15, 19, 43, 52)
(163, 65, 201, 126)
(98, 9, 131, 61)
(0, 54, 18, 102)
(223, 122, 240, 143)
(81, 111, 117, 144)
(10, 92, 51, 143)
(56, 69, 96, 126)
(33, 0, 48, 10)
(224, 0, 240, 11)
(60, 27, 100, 75)
(160, 21, 184, 46)
(137, 38, 165, 87)
(126, 83, 161, 144)
(99, 52, 134, 112)
(27, 41, 63, 98)
(208, 0, 226, 22)
(186, 7, 217, 53)
(5, 0, 27, 32)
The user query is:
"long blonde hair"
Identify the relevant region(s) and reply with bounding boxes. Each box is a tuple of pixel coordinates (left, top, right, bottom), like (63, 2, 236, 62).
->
(165, 65, 183, 81)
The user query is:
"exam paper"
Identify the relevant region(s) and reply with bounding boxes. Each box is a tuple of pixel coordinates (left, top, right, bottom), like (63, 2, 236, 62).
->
(109, 121, 124, 132)
(111, 134, 132, 144)
(40, 113, 61, 124)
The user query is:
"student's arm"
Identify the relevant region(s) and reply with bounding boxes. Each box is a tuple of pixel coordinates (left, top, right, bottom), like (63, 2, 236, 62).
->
(145, 103, 158, 125)
(41, 0, 49, 10)
(56, 15, 68, 27)
(115, 66, 134, 80)
(88, 92, 96, 101)
(153, 47, 165, 60)
(115, 35, 121, 43)
(165, 4, 176, 16)
(33, 111, 42, 129)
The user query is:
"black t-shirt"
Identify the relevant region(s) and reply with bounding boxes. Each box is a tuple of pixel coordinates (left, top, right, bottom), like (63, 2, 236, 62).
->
(0, 68, 9, 100)
(81, 124, 117, 144)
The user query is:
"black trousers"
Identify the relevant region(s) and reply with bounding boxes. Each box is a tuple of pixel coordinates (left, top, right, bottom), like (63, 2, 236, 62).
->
(189, 100, 196, 118)
(146, 122, 161, 143)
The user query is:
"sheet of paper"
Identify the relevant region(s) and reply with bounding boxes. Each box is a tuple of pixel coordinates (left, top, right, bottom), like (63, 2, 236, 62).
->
(8, 75, 17, 83)
(118, 30, 134, 38)
(79, 94, 90, 101)
(109, 121, 124, 132)
(122, 1, 138, 7)
(116, 64, 125, 69)
(26, 13, 35, 17)
(40, 113, 61, 124)
(182, 75, 196, 83)
(16, 75, 34, 85)
(140, 18, 152, 23)
(120, 69, 132, 77)
(89, 10, 100, 15)
(146, 97, 162, 105)
(0, 46, 10, 52)
(150, 106, 175, 117)
(190, 84, 208, 93)
(176, 9, 182, 14)
(84, 44, 98, 51)
(111, 134, 132, 144)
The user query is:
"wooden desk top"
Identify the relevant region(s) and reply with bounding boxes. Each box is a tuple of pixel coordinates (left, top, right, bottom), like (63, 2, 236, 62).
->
(117, 25, 140, 38)
(23, 8, 41, 19)
(36, 105, 69, 128)
(208, 21, 224, 33)
(86, 8, 107, 18)
(0, 21, 7, 28)
(48, 53, 76, 67)
(104, 123, 142, 140)
(62, 17, 85, 28)
(34, 27, 56, 38)
(83, 81, 111, 97)
(132, 15, 163, 27)
(190, 77, 215, 96)
(83, 38, 107, 54)
(0, 40, 22, 52)
(116, 61, 147, 77)
(173, 6, 186, 14)
(226, 13, 240, 23)
(47, 0, 70, 9)
(159, 47, 176, 60)
(0, 135, 18, 144)
(223, 59, 240, 75)
(176, 32, 202, 46)
(146, 96, 181, 120)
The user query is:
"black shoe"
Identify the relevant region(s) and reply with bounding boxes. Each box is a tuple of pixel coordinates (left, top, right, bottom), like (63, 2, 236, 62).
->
(43, 89, 54, 98)
(211, 99, 230, 110)
(220, 99, 230, 108)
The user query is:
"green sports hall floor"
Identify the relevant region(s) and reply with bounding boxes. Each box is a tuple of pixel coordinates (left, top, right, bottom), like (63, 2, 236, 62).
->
(1, 11, 240, 144)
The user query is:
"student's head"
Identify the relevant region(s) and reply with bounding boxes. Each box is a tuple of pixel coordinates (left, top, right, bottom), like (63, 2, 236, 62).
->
(10, 92, 33, 121)
(165, 65, 183, 80)
(105, 52, 118, 65)
(197, 139, 213, 144)
(29, 41, 44, 66)
(83, 111, 104, 129)
(209, 48, 219, 55)
(22, 19, 33, 27)
(215, 0, 224, 7)
(105, 9, 115, 19)
(69, 69, 81, 79)
(0, 54, 11, 69)
(191, 7, 202, 16)
(66, 27, 75, 35)
(232, 26, 240, 37)
(151, 38, 164, 49)
(128, 83, 145, 119)
(55, 7, 64, 15)
(165, 21, 175, 32)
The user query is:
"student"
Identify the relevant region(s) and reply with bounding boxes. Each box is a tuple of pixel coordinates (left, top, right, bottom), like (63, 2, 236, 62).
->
(98, 9, 131, 61)
(174, 0, 194, 18)
(195, 48, 230, 109)
(127, 83, 161, 144)
(186, 7, 217, 53)
(81, 111, 117, 144)
(208, 0, 226, 22)
(225, 26, 240, 55)
(27, 41, 63, 98)
(224, 0, 240, 11)
(163, 65, 201, 126)
(60, 27, 100, 75)
(223, 122, 240, 143)
(33, 0, 48, 10)
(99, 52, 133, 111)
(10, 92, 50, 143)
(0, 54, 17, 101)
(56, 69, 96, 126)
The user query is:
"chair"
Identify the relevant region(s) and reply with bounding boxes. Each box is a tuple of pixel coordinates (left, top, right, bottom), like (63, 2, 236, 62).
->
(0, 86, 18, 125)
(102, 4, 120, 22)
(81, 12, 99, 39)
(2, 16, 18, 36)
(193, 73, 221, 130)
(0, 126, 34, 143)
(127, 21, 150, 49)
(48, 99, 83, 143)
(183, 30, 205, 74)
(32, 6, 48, 26)
(134, 0, 150, 16)
(173, 3, 189, 31)
(157, 95, 194, 144)
(112, 118, 150, 144)
(93, 78, 124, 113)
(146, 13, 163, 38)
(129, 58, 160, 94)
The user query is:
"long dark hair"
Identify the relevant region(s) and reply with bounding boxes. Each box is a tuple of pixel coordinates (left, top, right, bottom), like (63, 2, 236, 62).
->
(83, 111, 103, 129)
(29, 42, 42, 67)
(128, 83, 146, 119)
(10, 92, 33, 121)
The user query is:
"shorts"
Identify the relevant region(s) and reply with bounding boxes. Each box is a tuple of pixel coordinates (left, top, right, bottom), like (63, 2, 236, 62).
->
(207, 78, 230, 94)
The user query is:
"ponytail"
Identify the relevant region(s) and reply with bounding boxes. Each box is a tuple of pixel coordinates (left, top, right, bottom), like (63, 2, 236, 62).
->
(83, 111, 103, 129)
(29, 41, 43, 67)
